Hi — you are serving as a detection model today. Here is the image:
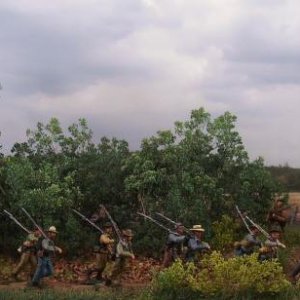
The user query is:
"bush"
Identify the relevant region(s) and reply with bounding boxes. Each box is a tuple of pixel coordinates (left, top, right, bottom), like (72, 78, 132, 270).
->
(150, 252, 291, 299)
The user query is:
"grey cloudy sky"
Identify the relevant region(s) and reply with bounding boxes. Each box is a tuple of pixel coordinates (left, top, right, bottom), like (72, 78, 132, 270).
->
(0, 0, 300, 166)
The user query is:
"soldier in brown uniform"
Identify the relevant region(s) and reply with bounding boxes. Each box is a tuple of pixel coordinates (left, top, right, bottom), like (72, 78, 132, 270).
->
(105, 229, 135, 286)
(87, 222, 115, 282)
(11, 228, 41, 281)
(267, 199, 288, 231)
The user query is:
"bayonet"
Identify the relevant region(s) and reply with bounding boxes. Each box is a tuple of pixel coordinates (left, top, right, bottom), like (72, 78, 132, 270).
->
(138, 212, 178, 235)
(72, 209, 103, 233)
(3, 210, 31, 234)
(99, 205, 124, 243)
(21, 207, 48, 239)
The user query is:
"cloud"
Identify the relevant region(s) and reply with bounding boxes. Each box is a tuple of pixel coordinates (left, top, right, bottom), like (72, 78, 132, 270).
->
(0, 0, 300, 166)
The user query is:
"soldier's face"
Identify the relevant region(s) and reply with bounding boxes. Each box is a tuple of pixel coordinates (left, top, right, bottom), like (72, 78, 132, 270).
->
(106, 227, 113, 234)
(177, 226, 184, 235)
(271, 232, 280, 240)
(195, 231, 203, 239)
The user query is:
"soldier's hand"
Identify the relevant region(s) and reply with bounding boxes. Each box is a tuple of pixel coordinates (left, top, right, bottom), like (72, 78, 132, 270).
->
(56, 247, 63, 254)
(276, 241, 286, 249)
(131, 254, 135, 260)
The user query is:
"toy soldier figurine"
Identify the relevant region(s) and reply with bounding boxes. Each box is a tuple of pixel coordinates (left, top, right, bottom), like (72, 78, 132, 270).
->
(106, 229, 135, 286)
(186, 225, 210, 262)
(267, 199, 288, 231)
(11, 228, 41, 281)
(162, 223, 187, 268)
(31, 226, 62, 287)
(258, 226, 286, 261)
(87, 222, 115, 283)
(234, 225, 262, 256)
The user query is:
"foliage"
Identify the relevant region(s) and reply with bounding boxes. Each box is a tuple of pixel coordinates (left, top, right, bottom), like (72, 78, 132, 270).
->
(0, 108, 281, 256)
(150, 254, 291, 299)
(211, 215, 239, 252)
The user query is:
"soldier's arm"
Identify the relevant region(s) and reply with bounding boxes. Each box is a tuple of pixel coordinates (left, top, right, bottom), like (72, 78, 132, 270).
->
(117, 242, 134, 258)
(41, 239, 56, 252)
(246, 234, 261, 246)
(100, 234, 115, 244)
(264, 239, 278, 247)
(168, 233, 186, 244)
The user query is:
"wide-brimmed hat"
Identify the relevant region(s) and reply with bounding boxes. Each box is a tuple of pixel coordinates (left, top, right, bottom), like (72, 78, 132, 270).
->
(189, 225, 205, 232)
(47, 226, 58, 234)
(122, 229, 134, 237)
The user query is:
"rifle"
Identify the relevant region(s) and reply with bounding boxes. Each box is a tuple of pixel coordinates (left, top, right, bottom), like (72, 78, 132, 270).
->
(3, 210, 31, 234)
(245, 215, 286, 249)
(72, 209, 103, 234)
(235, 205, 252, 234)
(99, 205, 124, 244)
(155, 212, 189, 233)
(138, 212, 178, 235)
(21, 208, 48, 239)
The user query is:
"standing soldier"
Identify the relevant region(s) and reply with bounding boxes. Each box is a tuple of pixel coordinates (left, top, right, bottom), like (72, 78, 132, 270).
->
(106, 229, 135, 286)
(11, 228, 41, 281)
(186, 225, 210, 262)
(258, 226, 286, 261)
(234, 225, 262, 256)
(31, 226, 62, 287)
(267, 199, 288, 231)
(162, 223, 187, 268)
(87, 222, 115, 283)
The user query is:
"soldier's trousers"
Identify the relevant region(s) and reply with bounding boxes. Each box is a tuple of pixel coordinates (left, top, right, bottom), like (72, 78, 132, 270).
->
(162, 248, 173, 268)
(13, 252, 37, 277)
(108, 258, 128, 282)
(32, 257, 53, 284)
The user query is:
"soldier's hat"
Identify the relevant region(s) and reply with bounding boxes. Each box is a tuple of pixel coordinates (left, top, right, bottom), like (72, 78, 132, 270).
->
(269, 226, 282, 233)
(47, 226, 58, 234)
(122, 229, 134, 237)
(190, 224, 205, 232)
(104, 222, 112, 228)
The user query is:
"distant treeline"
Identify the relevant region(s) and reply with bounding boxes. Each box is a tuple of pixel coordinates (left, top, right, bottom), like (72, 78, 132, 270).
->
(267, 166, 300, 192)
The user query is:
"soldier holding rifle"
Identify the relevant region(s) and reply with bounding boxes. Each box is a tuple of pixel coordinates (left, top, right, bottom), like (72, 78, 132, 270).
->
(186, 225, 210, 262)
(31, 226, 62, 287)
(87, 222, 115, 283)
(11, 228, 42, 281)
(234, 206, 262, 256)
(258, 226, 286, 261)
(4, 210, 42, 281)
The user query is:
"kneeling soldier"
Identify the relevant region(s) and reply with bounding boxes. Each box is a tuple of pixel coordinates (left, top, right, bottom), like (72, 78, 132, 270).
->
(186, 225, 210, 262)
(106, 229, 135, 286)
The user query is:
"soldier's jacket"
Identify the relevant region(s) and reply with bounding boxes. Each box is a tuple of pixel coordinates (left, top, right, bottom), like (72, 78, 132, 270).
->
(21, 233, 39, 253)
(116, 240, 134, 260)
(267, 208, 287, 227)
(94, 234, 115, 254)
(259, 238, 280, 259)
(36, 237, 56, 257)
(240, 233, 261, 254)
(186, 236, 210, 262)
(165, 232, 186, 260)
(100, 233, 115, 254)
